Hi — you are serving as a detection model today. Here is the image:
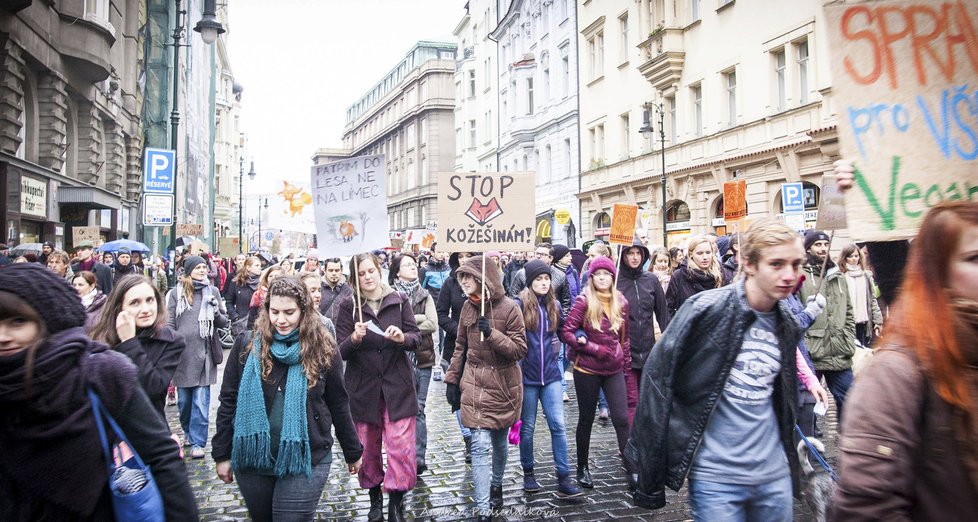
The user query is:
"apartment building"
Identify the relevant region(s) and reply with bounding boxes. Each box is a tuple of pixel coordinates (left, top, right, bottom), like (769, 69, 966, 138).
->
(578, 0, 838, 247)
(453, 0, 499, 173)
(341, 42, 457, 236)
(492, 0, 582, 247)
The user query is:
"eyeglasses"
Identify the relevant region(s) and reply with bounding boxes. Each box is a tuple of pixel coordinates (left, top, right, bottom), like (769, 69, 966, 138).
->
(534, 251, 551, 258)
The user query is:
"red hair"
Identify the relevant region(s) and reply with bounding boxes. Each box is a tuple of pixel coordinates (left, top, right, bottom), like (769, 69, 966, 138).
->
(885, 201, 978, 412)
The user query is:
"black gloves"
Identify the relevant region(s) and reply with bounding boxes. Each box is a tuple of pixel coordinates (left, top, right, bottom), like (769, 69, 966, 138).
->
(478, 316, 492, 338)
(446, 383, 461, 412)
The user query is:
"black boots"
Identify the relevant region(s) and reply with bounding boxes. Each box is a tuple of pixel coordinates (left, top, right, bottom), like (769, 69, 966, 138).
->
(627, 472, 640, 495)
(388, 490, 406, 522)
(367, 486, 383, 522)
(576, 465, 594, 489)
(416, 459, 428, 476)
(463, 435, 473, 464)
(490, 484, 503, 509)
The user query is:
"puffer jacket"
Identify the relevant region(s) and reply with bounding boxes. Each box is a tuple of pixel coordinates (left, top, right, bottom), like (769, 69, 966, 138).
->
(799, 257, 856, 371)
(617, 244, 670, 370)
(445, 255, 528, 430)
(513, 294, 563, 387)
(560, 292, 632, 376)
(625, 280, 802, 510)
(436, 253, 469, 365)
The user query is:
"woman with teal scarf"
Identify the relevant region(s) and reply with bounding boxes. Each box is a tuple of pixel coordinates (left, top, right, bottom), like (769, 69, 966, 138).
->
(213, 276, 363, 522)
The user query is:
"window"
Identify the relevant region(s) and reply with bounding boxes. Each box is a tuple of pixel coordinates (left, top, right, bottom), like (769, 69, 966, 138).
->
(455, 128, 462, 154)
(725, 70, 737, 127)
(560, 0, 568, 21)
(543, 65, 550, 103)
(502, 97, 508, 122)
(666, 95, 677, 144)
(619, 14, 629, 63)
(542, 2, 549, 34)
(544, 145, 552, 182)
(588, 32, 604, 80)
(590, 124, 605, 164)
(469, 120, 477, 148)
(420, 118, 427, 146)
(620, 113, 631, 158)
(407, 160, 417, 189)
(775, 49, 786, 111)
(468, 70, 476, 97)
(406, 123, 416, 150)
(527, 78, 534, 114)
(535, 149, 541, 182)
(484, 58, 491, 88)
(691, 83, 703, 137)
(797, 40, 810, 104)
(85, 0, 110, 23)
(564, 138, 572, 178)
(420, 154, 427, 185)
(455, 80, 462, 102)
(690, 0, 700, 22)
(484, 110, 492, 140)
(562, 55, 570, 97)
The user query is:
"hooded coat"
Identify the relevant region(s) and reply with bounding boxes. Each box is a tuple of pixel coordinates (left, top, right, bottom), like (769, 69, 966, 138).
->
(444, 256, 528, 430)
(617, 244, 671, 370)
(436, 253, 470, 365)
(799, 255, 856, 371)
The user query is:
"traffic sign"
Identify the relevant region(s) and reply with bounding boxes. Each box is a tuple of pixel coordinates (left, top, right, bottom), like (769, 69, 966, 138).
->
(143, 194, 174, 226)
(143, 148, 176, 194)
(781, 182, 805, 214)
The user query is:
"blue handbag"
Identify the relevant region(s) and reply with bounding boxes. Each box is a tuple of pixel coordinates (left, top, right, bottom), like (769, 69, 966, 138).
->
(88, 389, 165, 522)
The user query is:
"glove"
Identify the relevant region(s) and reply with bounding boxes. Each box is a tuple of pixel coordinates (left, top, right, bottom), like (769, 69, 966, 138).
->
(804, 294, 827, 320)
(446, 383, 461, 412)
(478, 316, 492, 338)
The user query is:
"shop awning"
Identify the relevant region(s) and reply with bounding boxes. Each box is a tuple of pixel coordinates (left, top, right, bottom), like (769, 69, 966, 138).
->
(58, 186, 121, 210)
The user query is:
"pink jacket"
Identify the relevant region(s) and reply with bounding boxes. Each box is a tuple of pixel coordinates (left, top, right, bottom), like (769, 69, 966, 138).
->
(560, 293, 631, 376)
(796, 347, 821, 394)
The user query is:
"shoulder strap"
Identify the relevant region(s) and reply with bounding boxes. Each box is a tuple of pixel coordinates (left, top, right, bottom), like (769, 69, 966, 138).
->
(87, 388, 148, 473)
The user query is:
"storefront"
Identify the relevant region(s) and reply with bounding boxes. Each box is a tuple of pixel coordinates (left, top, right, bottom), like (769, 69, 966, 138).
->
(665, 200, 691, 248)
(0, 161, 64, 249)
(593, 211, 611, 241)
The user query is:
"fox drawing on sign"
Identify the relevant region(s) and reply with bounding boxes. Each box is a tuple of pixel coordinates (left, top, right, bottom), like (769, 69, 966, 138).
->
(466, 197, 503, 226)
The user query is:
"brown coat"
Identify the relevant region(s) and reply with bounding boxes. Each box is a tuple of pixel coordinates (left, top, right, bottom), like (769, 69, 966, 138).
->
(336, 284, 422, 425)
(445, 256, 528, 430)
(831, 345, 978, 521)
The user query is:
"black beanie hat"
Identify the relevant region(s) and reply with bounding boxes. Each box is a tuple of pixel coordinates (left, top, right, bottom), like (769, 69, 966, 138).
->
(551, 244, 570, 264)
(183, 255, 206, 274)
(524, 260, 551, 285)
(0, 264, 86, 333)
(804, 230, 830, 251)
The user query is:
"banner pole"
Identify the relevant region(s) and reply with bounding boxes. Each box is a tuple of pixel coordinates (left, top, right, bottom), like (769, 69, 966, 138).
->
(354, 254, 363, 324)
(812, 230, 836, 296)
(614, 244, 623, 288)
(480, 254, 486, 342)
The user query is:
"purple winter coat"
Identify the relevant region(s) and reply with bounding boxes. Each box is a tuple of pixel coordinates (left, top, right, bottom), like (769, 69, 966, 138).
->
(560, 292, 632, 376)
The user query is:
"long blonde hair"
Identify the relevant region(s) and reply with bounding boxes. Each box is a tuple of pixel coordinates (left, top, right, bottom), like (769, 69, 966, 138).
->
(686, 235, 724, 288)
(249, 276, 334, 388)
(584, 269, 624, 333)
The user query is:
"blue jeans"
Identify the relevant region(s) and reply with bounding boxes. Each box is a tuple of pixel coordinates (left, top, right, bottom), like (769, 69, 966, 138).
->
(816, 368, 854, 426)
(689, 475, 793, 522)
(456, 409, 471, 439)
(520, 381, 570, 477)
(177, 386, 210, 448)
(469, 427, 509, 517)
(236, 458, 332, 522)
(557, 344, 568, 393)
(415, 367, 432, 464)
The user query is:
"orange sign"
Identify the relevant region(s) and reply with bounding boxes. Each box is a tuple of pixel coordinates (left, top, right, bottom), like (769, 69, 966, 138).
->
(723, 180, 747, 222)
(609, 204, 639, 245)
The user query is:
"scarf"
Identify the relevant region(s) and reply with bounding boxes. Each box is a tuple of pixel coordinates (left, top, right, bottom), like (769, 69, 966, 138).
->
(393, 278, 422, 298)
(846, 269, 871, 324)
(246, 274, 261, 291)
(0, 328, 135, 516)
(596, 290, 613, 320)
(177, 279, 217, 339)
(81, 288, 99, 309)
(683, 264, 719, 292)
(76, 256, 96, 272)
(231, 329, 311, 477)
(251, 284, 268, 308)
(950, 298, 978, 499)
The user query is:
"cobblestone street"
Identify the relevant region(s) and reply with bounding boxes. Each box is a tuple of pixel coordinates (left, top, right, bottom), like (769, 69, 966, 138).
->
(171, 353, 837, 521)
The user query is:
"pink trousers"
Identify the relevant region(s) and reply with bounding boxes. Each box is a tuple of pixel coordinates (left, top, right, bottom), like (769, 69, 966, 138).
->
(355, 398, 417, 492)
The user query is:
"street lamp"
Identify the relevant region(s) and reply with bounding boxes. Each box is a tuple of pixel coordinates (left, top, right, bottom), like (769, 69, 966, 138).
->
(640, 102, 668, 246)
(168, 0, 225, 279)
(257, 196, 267, 251)
(237, 156, 244, 253)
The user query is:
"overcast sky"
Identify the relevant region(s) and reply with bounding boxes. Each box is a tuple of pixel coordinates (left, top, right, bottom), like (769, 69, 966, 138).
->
(227, 0, 463, 198)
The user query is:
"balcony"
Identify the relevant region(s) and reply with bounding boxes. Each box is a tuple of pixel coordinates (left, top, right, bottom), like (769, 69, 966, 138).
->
(637, 27, 684, 92)
(57, 11, 115, 82)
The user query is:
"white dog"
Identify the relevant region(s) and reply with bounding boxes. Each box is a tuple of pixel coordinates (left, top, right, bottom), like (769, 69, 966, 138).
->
(797, 437, 835, 522)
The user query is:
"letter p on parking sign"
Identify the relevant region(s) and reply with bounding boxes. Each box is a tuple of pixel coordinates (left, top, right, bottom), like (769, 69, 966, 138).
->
(781, 182, 805, 214)
(143, 148, 175, 194)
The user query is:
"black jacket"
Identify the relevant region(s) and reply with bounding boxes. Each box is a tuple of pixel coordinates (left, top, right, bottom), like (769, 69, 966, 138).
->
(223, 278, 257, 326)
(617, 245, 671, 370)
(626, 280, 802, 510)
(320, 280, 354, 327)
(213, 337, 363, 466)
(114, 326, 186, 419)
(436, 253, 470, 365)
(664, 263, 722, 316)
(71, 260, 114, 294)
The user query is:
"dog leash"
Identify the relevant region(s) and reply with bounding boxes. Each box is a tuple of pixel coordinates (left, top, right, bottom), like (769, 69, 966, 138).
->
(794, 424, 839, 482)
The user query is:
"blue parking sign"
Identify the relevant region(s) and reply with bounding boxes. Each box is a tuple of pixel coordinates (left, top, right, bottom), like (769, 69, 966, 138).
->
(143, 148, 175, 194)
(781, 182, 805, 214)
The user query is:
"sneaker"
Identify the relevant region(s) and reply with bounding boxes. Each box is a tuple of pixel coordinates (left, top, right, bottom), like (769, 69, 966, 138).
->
(180, 436, 191, 447)
(489, 485, 503, 509)
(563, 392, 570, 403)
(522, 469, 541, 493)
(557, 475, 584, 498)
(190, 446, 205, 459)
(598, 408, 610, 424)
(432, 367, 443, 381)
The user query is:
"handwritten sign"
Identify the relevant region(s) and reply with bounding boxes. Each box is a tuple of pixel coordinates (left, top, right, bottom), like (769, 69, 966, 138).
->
(825, 0, 978, 241)
(815, 175, 848, 231)
(72, 226, 101, 246)
(311, 154, 389, 257)
(436, 171, 535, 252)
(609, 203, 639, 245)
(176, 224, 202, 237)
(723, 180, 747, 222)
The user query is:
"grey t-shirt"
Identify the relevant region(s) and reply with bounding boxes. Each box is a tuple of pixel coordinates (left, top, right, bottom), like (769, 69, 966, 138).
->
(689, 310, 789, 484)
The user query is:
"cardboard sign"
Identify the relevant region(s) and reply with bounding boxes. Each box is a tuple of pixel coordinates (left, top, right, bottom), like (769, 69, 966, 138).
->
(311, 154, 390, 257)
(825, 1, 978, 241)
(72, 226, 101, 246)
(723, 180, 747, 221)
(815, 175, 849, 231)
(218, 237, 239, 255)
(436, 171, 536, 252)
(176, 223, 202, 237)
(609, 203, 639, 245)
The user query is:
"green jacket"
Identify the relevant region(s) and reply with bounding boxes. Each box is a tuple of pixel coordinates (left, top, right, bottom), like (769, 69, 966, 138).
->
(799, 261, 856, 371)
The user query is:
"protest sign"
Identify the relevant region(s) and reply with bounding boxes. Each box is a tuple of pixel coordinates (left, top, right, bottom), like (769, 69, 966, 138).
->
(176, 224, 202, 237)
(815, 175, 848, 231)
(609, 203, 639, 245)
(268, 180, 317, 234)
(436, 171, 535, 252)
(825, 0, 978, 241)
(404, 228, 436, 249)
(723, 180, 747, 222)
(311, 154, 389, 257)
(72, 226, 101, 246)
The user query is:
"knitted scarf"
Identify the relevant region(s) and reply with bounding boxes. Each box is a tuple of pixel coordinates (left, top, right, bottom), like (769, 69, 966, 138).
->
(231, 329, 311, 477)
(176, 279, 217, 340)
(393, 278, 422, 298)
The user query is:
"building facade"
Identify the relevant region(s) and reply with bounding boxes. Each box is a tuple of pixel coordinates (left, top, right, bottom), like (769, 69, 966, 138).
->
(577, 0, 838, 248)
(0, 0, 146, 249)
(453, 0, 499, 173)
(341, 42, 457, 238)
(211, 2, 243, 254)
(493, 0, 581, 247)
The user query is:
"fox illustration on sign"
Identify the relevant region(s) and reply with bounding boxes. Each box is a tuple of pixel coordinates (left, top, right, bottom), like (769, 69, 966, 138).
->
(466, 197, 503, 225)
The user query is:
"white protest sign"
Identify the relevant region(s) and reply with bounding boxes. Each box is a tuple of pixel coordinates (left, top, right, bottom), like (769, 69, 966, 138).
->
(311, 154, 389, 257)
(436, 171, 536, 252)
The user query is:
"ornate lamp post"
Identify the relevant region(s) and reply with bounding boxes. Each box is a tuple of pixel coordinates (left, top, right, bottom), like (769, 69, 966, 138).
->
(640, 102, 668, 246)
